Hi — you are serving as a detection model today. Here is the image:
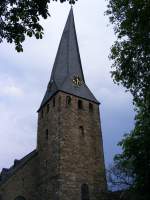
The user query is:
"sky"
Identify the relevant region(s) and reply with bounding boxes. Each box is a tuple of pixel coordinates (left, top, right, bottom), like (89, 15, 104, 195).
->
(0, 0, 135, 171)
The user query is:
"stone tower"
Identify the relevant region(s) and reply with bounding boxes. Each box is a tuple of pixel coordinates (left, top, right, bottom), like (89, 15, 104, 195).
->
(37, 8, 107, 200)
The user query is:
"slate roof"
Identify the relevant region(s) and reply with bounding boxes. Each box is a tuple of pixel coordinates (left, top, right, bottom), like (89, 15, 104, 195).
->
(0, 150, 37, 185)
(39, 8, 99, 111)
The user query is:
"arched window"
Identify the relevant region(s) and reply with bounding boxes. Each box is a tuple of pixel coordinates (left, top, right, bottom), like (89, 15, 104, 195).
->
(47, 104, 49, 113)
(22, 178, 25, 187)
(78, 100, 83, 110)
(66, 96, 71, 106)
(89, 103, 93, 112)
(53, 97, 55, 107)
(81, 184, 90, 200)
(58, 96, 61, 105)
(45, 129, 48, 140)
(15, 196, 26, 200)
(79, 126, 84, 136)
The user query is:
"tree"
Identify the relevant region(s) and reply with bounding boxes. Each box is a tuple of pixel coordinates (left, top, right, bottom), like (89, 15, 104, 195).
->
(106, 0, 150, 104)
(106, 0, 150, 199)
(0, 0, 77, 52)
(112, 104, 150, 199)
(107, 161, 134, 192)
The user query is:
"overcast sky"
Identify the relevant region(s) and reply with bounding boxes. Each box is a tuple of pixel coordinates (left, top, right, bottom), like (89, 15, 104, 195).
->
(0, 0, 135, 171)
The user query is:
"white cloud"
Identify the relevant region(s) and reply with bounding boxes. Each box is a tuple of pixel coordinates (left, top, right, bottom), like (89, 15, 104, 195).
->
(0, 0, 135, 170)
(2, 85, 23, 97)
(0, 75, 24, 97)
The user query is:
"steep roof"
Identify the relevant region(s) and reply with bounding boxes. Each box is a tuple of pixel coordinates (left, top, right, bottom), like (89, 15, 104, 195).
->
(0, 150, 37, 185)
(39, 8, 99, 110)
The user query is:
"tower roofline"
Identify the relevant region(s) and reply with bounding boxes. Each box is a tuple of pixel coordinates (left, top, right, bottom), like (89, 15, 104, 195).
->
(37, 90, 100, 112)
(39, 8, 99, 111)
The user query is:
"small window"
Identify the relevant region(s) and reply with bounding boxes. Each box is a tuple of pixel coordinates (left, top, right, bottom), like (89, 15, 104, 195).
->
(53, 97, 55, 107)
(46, 129, 48, 140)
(22, 178, 25, 187)
(79, 126, 84, 136)
(47, 104, 49, 113)
(58, 96, 61, 105)
(78, 100, 83, 109)
(58, 96, 61, 111)
(81, 184, 90, 200)
(89, 103, 93, 112)
(66, 96, 71, 106)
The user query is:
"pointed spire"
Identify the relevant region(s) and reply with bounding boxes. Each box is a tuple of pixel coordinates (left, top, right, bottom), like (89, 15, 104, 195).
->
(50, 7, 85, 86)
(39, 8, 99, 111)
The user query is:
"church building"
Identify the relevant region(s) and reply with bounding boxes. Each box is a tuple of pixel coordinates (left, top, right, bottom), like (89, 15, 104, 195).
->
(0, 8, 107, 200)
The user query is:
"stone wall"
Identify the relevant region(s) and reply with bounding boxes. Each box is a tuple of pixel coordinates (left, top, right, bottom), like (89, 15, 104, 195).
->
(37, 91, 107, 200)
(0, 153, 38, 200)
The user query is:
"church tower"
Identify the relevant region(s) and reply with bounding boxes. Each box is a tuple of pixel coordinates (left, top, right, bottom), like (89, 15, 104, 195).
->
(37, 8, 107, 200)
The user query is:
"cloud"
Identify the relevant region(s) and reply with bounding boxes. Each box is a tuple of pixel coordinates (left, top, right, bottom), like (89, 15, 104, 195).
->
(0, 0, 135, 170)
(0, 75, 24, 97)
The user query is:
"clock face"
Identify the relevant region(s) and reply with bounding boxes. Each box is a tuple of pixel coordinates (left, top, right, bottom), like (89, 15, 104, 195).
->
(72, 75, 83, 87)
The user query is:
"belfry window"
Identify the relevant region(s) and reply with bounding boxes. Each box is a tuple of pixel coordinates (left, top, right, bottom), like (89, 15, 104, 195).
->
(81, 184, 90, 200)
(46, 129, 48, 140)
(47, 104, 49, 113)
(53, 97, 55, 107)
(78, 100, 83, 110)
(89, 103, 93, 112)
(66, 96, 71, 106)
(22, 178, 25, 187)
(58, 96, 61, 105)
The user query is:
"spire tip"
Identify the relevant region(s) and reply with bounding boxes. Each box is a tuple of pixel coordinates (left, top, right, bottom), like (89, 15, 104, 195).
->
(70, 0, 75, 7)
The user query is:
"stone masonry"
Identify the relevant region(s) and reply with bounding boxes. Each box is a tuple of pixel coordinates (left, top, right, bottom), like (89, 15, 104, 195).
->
(37, 92, 107, 200)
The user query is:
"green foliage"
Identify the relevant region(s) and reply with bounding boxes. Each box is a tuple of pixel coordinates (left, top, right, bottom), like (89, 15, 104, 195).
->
(106, 0, 150, 102)
(0, 0, 77, 52)
(115, 104, 150, 199)
(106, 0, 150, 199)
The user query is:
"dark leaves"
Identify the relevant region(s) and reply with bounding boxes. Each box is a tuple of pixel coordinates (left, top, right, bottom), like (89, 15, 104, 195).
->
(106, 0, 150, 198)
(0, 0, 78, 52)
(106, 0, 150, 103)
